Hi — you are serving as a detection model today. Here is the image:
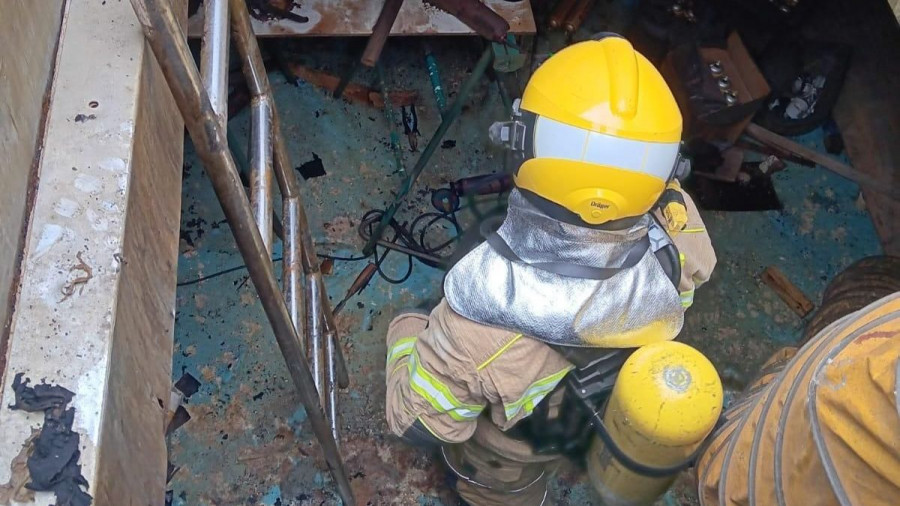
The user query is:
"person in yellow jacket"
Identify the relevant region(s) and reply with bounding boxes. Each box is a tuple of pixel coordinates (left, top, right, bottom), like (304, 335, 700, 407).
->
(385, 35, 717, 505)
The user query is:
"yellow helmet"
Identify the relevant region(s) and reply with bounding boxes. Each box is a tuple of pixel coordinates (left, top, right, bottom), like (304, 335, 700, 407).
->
(512, 36, 683, 226)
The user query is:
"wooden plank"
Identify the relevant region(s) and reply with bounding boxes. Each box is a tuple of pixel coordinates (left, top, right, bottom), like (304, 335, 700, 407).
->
(761, 266, 815, 318)
(187, 0, 535, 37)
(808, 0, 900, 254)
(744, 123, 900, 201)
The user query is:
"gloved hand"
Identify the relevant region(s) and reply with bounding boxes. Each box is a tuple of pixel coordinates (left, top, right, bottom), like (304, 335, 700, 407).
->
(659, 181, 688, 235)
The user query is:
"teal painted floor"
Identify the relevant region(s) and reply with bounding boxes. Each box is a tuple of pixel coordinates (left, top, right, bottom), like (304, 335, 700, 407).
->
(167, 26, 881, 506)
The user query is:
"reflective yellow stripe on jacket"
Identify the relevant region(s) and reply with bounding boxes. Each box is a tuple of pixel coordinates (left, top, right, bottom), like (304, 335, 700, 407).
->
(677, 252, 694, 308)
(405, 346, 485, 422)
(503, 366, 573, 420)
(387, 336, 417, 364)
(680, 289, 695, 308)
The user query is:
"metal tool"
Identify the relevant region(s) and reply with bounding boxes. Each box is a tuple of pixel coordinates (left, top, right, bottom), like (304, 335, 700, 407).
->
(128, 0, 354, 503)
(401, 105, 420, 152)
(431, 173, 512, 213)
(362, 47, 494, 256)
(333, 263, 379, 315)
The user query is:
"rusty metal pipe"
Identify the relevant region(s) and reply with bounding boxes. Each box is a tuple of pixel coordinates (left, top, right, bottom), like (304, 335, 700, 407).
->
(282, 199, 304, 341)
(229, 0, 349, 388)
(127, 1, 354, 503)
(325, 329, 339, 442)
(250, 96, 274, 251)
(549, 0, 577, 29)
(361, 0, 404, 67)
(230, 0, 315, 269)
(201, 0, 229, 129)
(305, 272, 326, 406)
(320, 276, 350, 389)
(564, 0, 595, 34)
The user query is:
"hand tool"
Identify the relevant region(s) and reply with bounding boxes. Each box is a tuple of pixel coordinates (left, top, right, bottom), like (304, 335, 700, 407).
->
(332, 262, 378, 315)
(401, 105, 420, 151)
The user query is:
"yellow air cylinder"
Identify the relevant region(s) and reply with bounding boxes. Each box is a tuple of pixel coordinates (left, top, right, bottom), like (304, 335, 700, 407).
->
(587, 341, 723, 505)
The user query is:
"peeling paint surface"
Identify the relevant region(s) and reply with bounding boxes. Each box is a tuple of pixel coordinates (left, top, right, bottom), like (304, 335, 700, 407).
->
(168, 27, 880, 506)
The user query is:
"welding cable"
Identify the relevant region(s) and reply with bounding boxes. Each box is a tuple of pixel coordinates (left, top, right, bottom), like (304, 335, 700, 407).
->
(175, 251, 368, 287)
(356, 192, 510, 284)
(358, 210, 417, 284)
(178, 198, 496, 288)
(357, 207, 463, 284)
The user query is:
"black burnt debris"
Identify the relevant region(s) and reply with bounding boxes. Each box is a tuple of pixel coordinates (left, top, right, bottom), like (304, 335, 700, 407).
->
(8, 373, 92, 506)
(296, 152, 327, 180)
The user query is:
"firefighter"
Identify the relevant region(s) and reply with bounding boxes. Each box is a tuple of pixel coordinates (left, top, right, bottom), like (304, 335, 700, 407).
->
(385, 36, 717, 505)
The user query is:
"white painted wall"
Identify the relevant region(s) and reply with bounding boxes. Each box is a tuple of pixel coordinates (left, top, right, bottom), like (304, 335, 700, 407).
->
(0, 1, 66, 344)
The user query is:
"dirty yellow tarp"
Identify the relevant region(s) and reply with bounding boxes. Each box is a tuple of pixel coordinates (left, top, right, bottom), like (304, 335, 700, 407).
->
(697, 292, 900, 506)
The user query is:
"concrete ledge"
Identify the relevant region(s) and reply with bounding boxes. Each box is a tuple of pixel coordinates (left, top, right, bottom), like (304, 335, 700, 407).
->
(0, 0, 183, 504)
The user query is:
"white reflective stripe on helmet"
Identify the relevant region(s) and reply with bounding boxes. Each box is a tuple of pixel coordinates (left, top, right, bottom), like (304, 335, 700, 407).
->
(532, 115, 680, 180)
(408, 349, 484, 421)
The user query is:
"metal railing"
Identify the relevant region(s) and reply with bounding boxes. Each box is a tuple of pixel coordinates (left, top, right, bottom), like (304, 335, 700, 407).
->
(129, 0, 354, 503)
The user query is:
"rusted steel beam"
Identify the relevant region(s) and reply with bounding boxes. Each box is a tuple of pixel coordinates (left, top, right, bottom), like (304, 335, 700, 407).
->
(127, 1, 354, 503)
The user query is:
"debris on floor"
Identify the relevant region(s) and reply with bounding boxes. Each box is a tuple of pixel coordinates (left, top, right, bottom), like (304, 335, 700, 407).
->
(296, 152, 327, 180)
(7, 373, 92, 506)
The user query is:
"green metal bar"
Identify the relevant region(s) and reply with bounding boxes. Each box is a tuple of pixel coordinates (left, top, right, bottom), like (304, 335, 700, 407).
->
(377, 64, 405, 174)
(424, 48, 446, 116)
(362, 46, 494, 256)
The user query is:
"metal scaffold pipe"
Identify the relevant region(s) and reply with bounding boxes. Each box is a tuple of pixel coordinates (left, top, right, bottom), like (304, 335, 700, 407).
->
(250, 96, 274, 251)
(200, 0, 229, 130)
(128, 1, 354, 503)
(227, 0, 350, 405)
